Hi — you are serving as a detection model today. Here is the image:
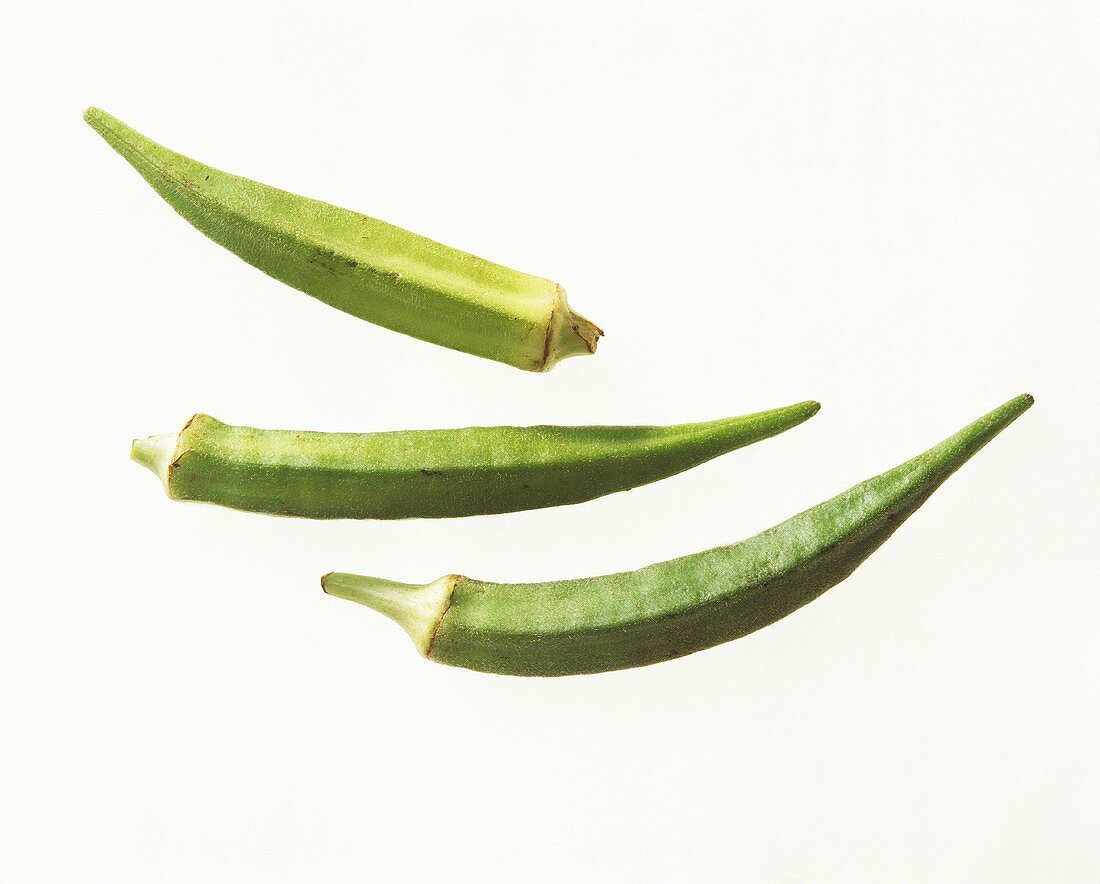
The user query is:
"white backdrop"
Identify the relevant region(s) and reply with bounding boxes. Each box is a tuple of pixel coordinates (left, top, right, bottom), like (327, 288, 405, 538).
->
(1, 2, 1096, 881)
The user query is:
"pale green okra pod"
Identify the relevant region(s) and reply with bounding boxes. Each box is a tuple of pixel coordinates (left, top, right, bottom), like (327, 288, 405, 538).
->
(84, 107, 601, 371)
(324, 394, 1033, 676)
(131, 402, 820, 519)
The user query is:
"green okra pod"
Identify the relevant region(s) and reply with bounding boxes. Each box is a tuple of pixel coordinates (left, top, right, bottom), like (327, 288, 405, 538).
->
(323, 394, 1033, 676)
(84, 108, 601, 371)
(132, 402, 820, 519)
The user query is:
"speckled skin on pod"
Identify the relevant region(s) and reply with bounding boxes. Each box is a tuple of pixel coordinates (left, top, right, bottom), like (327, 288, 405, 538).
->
(84, 108, 601, 371)
(131, 402, 820, 519)
(323, 395, 1033, 676)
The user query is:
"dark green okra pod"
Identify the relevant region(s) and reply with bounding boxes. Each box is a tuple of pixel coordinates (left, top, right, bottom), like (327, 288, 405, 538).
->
(132, 402, 820, 519)
(324, 394, 1033, 676)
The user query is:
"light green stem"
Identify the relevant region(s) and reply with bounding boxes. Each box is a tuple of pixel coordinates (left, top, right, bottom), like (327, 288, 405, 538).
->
(130, 433, 175, 486)
(321, 573, 456, 656)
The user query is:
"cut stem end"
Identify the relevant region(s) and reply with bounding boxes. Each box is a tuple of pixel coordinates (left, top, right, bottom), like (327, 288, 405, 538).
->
(322, 572, 456, 656)
(541, 286, 603, 370)
(131, 433, 176, 485)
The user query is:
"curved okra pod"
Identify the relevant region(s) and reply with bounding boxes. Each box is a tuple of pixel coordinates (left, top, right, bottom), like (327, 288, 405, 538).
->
(323, 394, 1033, 676)
(83, 108, 600, 371)
(131, 402, 820, 519)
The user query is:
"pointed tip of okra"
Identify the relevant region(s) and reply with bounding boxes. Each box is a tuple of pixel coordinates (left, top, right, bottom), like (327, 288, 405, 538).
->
(729, 399, 821, 437)
(761, 399, 821, 433)
(991, 391, 1035, 436)
(321, 572, 457, 657)
(83, 106, 116, 135)
(982, 392, 1035, 428)
(913, 392, 1034, 478)
(83, 107, 142, 154)
(795, 400, 822, 419)
(983, 391, 1034, 434)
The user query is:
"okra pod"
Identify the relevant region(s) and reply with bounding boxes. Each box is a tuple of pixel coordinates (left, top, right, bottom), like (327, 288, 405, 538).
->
(132, 402, 820, 519)
(324, 394, 1033, 675)
(84, 108, 601, 371)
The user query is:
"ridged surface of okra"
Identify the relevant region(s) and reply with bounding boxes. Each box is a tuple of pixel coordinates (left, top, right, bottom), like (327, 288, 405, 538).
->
(132, 402, 820, 519)
(84, 108, 601, 371)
